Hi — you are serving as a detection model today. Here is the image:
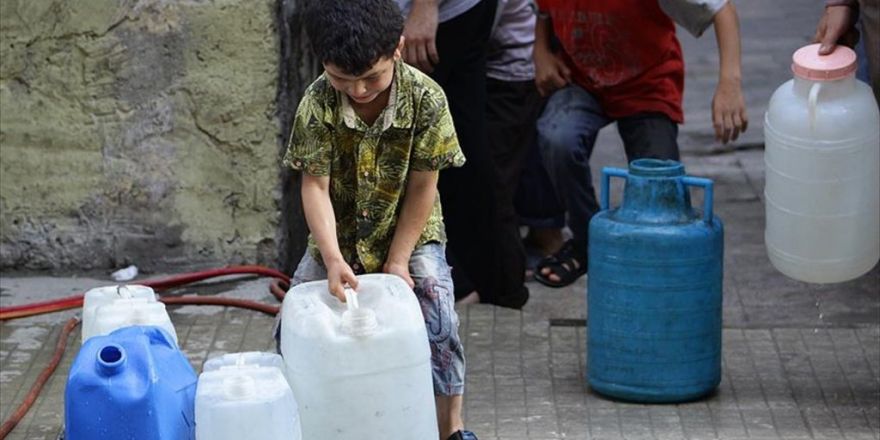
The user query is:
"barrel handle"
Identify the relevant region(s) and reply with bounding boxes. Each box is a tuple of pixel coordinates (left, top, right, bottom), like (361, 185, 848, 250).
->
(681, 176, 714, 223)
(808, 82, 823, 132)
(600, 167, 629, 210)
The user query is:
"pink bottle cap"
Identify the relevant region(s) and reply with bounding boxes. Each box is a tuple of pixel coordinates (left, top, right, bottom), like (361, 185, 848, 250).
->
(791, 43, 857, 81)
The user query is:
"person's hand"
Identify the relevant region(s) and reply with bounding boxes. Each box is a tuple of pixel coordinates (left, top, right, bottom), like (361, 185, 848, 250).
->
(326, 259, 359, 302)
(712, 78, 748, 144)
(383, 258, 414, 289)
(815, 5, 860, 55)
(534, 49, 571, 97)
(402, 3, 440, 73)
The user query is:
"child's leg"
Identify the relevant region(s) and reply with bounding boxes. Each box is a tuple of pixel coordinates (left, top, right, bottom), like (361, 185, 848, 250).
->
(534, 85, 610, 286)
(484, 78, 542, 308)
(273, 252, 327, 353)
(536, 84, 610, 247)
(432, 0, 498, 308)
(617, 113, 680, 162)
(408, 243, 465, 439)
(517, 135, 566, 268)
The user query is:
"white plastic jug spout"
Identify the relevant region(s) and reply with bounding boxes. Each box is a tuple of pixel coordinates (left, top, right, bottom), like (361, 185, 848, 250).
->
(341, 288, 378, 338)
(219, 353, 255, 371)
(222, 375, 257, 400)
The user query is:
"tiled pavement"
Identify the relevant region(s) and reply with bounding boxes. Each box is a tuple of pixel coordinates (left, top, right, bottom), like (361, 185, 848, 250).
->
(1, 0, 879, 438)
(459, 307, 879, 440)
(1, 260, 878, 440)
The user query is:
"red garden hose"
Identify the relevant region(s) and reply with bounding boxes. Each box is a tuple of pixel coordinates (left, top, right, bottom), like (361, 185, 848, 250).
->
(0, 265, 290, 321)
(159, 296, 280, 315)
(0, 265, 292, 439)
(0, 317, 80, 439)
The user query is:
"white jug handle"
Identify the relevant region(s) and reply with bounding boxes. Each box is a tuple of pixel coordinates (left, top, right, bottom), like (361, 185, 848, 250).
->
(344, 287, 359, 311)
(808, 82, 823, 131)
(116, 285, 133, 299)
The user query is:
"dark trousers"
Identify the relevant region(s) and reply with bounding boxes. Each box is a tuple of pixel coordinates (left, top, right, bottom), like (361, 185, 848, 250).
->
(431, 0, 499, 301)
(515, 120, 566, 230)
(536, 85, 680, 246)
(484, 78, 542, 308)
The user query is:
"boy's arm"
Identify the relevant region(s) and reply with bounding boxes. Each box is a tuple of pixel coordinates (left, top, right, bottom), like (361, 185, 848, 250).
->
(533, 12, 571, 97)
(710, 2, 748, 144)
(301, 173, 359, 301)
(402, 0, 440, 73)
(384, 170, 439, 288)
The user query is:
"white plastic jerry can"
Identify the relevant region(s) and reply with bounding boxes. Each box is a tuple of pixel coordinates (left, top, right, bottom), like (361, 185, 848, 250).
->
(80, 285, 176, 344)
(280, 274, 438, 440)
(203, 351, 286, 371)
(764, 43, 880, 283)
(196, 352, 301, 440)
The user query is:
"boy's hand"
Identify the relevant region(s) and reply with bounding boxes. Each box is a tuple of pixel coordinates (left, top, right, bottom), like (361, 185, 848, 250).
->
(815, 5, 860, 55)
(712, 78, 748, 144)
(326, 259, 359, 302)
(383, 259, 415, 289)
(402, 2, 440, 73)
(534, 49, 572, 97)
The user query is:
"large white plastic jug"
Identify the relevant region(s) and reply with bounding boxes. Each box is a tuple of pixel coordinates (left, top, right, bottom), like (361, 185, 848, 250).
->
(81, 285, 171, 344)
(764, 43, 880, 283)
(280, 274, 438, 439)
(196, 352, 301, 440)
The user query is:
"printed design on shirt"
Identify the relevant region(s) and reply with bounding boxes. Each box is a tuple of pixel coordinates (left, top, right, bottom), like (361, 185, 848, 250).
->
(555, 10, 642, 88)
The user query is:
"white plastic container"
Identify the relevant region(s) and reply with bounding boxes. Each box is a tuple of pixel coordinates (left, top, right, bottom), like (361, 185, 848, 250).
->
(203, 351, 286, 372)
(196, 352, 301, 440)
(764, 43, 880, 283)
(81, 285, 169, 344)
(280, 274, 438, 440)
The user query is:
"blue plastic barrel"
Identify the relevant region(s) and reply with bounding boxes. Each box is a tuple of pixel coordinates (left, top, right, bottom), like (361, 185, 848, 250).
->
(65, 326, 197, 440)
(587, 159, 723, 402)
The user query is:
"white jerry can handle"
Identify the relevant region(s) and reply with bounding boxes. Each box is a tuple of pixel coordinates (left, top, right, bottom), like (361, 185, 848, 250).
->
(116, 285, 134, 299)
(808, 82, 823, 132)
(342, 287, 378, 337)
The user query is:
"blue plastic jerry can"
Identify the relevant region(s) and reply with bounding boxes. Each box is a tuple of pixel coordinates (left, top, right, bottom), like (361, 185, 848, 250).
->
(65, 326, 197, 440)
(587, 159, 724, 403)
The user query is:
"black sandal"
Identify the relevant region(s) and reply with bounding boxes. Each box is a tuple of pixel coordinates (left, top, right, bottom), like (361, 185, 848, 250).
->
(533, 240, 588, 288)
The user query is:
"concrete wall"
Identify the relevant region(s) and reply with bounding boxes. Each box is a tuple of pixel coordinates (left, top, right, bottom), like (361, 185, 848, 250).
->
(0, 0, 302, 271)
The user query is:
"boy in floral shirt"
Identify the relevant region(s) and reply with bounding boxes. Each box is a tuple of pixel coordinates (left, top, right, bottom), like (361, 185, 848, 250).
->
(281, 0, 475, 439)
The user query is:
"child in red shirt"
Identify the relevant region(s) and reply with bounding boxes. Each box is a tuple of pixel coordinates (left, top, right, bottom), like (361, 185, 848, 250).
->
(533, 0, 748, 287)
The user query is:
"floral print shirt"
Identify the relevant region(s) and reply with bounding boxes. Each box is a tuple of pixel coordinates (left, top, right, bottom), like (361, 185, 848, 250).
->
(284, 61, 465, 273)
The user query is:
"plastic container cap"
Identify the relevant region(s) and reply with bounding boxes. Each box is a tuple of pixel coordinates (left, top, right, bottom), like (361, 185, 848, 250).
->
(791, 43, 857, 81)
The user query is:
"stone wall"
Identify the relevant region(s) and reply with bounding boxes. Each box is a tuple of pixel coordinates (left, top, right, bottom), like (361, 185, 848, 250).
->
(0, 0, 307, 272)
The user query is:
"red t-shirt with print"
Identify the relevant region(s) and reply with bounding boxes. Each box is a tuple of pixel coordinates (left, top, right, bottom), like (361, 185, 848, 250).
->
(537, 0, 685, 123)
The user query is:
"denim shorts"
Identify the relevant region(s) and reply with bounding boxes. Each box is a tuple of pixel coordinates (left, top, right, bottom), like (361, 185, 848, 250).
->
(275, 242, 465, 396)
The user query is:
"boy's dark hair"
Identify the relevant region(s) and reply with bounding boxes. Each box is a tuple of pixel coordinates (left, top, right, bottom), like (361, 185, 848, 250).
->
(303, 0, 404, 76)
